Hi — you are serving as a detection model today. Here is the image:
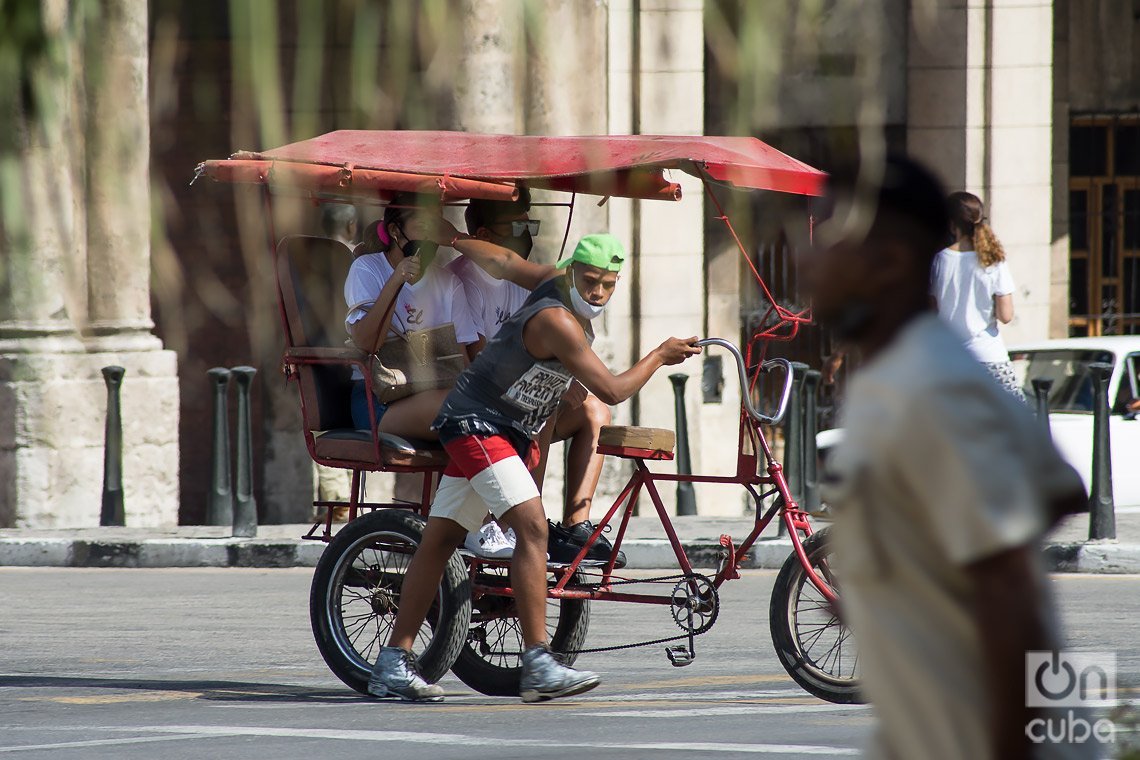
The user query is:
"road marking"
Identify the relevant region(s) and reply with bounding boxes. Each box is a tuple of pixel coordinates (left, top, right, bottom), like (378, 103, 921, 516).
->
(108, 725, 860, 755)
(636, 674, 793, 689)
(578, 704, 869, 718)
(17, 691, 198, 705)
(0, 734, 211, 754)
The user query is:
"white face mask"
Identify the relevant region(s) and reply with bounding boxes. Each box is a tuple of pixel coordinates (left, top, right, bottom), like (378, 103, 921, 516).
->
(569, 270, 606, 320)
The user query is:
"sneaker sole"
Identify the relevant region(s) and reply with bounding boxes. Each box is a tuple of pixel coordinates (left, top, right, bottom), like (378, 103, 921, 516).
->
(367, 683, 445, 703)
(519, 675, 601, 703)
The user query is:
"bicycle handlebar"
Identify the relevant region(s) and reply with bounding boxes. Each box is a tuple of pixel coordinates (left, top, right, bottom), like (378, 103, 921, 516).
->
(695, 338, 795, 426)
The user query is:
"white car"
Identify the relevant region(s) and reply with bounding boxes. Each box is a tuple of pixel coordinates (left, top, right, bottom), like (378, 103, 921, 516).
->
(816, 336, 1140, 509)
(1008, 337, 1140, 509)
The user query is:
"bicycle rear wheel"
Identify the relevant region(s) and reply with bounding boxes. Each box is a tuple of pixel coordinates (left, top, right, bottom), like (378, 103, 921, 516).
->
(309, 509, 471, 694)
(450, 567, 589, 697)
(769, 527, 863, 704)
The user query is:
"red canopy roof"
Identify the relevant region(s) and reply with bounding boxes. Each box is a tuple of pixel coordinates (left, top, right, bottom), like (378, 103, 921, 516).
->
(196, 131, 826, 202)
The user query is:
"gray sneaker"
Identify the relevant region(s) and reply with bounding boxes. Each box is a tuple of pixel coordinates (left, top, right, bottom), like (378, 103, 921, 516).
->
(519, 644, 600, 703)
(368, 647, 444, 702)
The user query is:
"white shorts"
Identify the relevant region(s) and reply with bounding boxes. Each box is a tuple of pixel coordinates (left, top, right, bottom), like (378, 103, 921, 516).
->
(431, 434, 541, 532)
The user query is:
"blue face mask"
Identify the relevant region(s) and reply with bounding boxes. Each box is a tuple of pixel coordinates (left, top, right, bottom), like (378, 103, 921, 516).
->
(569, 270, 605, 320)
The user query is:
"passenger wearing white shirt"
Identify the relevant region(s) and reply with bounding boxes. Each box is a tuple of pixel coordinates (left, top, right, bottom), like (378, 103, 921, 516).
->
(344, 194, 480, 441)
(804, 156, 1090, 760)
(930, 191, 1022, 398)
(449, 190, 616, 563)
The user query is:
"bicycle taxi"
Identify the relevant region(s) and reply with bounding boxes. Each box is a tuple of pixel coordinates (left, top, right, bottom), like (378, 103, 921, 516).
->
(194, 131, 860, 704)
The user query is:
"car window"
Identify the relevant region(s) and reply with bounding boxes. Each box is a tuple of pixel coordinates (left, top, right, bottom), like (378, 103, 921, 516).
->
(1010, 349, 1115, 413)
(1113, 353, 1140, 414)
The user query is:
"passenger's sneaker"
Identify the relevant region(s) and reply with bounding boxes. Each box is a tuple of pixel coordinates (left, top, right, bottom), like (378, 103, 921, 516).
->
(368, 647, 444, 702)
(463, 522, 516, 559)
(547, 520, 627, 568)
(519, 644, 600, 703)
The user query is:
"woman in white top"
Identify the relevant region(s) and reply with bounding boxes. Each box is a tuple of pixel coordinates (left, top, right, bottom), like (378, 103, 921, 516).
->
(930, 191, 1023, 399)
(344, 194, 480, 439)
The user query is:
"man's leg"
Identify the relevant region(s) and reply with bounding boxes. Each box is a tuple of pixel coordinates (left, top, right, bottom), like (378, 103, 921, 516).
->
(553, 394, 611, 526)
(495, 498, 550, 646)
(495, 496, 600, 702)
(529, 412, 559, 491)
(369, 511, 469, 702)
(387, 516, 469, 651)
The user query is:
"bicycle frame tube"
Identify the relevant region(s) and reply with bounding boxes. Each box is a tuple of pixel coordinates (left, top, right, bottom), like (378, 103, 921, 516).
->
(476, 407, 839, 607)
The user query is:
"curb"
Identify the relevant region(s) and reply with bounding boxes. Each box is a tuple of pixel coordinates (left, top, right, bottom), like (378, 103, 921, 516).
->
(3, 536, 1140, 573)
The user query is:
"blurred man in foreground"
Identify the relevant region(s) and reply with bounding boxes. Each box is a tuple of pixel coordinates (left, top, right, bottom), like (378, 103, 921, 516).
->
(804, 155, 1093, 759)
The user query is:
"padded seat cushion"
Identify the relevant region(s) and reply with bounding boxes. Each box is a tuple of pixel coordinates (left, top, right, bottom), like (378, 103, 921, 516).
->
(313, 429, 447, 468)
(598, 425, 676, 453)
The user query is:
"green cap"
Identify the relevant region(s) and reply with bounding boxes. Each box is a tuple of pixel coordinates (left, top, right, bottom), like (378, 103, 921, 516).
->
(554, 233, 626, 272)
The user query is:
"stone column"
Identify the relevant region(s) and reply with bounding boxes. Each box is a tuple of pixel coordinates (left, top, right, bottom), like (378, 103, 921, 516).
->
(454, 0, 525, 135)
(627, 0, 706, 515)
(84, 0, 161, 351)
(523, 0, 613, 518)
(907, 0, 1056, 344)
(0, 0, 179, 528)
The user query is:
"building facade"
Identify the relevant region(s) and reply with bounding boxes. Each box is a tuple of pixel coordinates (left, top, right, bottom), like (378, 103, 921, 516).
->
(2, 0, 1138, 526)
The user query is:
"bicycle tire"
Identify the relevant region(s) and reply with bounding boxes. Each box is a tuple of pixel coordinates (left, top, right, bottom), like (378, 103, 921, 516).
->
(769, 527, 864, 704)
(450, 569, 590, 697)
(309, 509, 471, 694)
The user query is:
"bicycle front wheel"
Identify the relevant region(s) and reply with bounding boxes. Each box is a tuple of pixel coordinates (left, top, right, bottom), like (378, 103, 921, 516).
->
(769, 527, 863, 704)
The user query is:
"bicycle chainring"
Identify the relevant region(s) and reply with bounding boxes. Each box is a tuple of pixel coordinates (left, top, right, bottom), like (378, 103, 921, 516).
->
(669, 575, 719, 635)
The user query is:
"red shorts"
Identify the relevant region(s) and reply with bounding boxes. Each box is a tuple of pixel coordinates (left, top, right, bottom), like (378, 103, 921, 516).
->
(431, 435, 541, 531)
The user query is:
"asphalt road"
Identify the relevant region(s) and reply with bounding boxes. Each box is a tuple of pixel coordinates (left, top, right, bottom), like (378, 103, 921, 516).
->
(1, 568, 1137, 759)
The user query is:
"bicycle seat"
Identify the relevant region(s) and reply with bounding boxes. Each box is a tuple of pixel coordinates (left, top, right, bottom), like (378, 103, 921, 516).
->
(313, 429, 447, 467)
(596, 425, 675, 461)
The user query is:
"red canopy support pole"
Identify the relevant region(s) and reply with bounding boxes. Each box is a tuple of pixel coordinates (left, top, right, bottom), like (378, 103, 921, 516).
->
(558, 192, 577, 260)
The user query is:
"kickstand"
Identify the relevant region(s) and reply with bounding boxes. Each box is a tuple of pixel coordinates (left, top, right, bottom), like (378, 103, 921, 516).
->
(664, 604, 697, 667)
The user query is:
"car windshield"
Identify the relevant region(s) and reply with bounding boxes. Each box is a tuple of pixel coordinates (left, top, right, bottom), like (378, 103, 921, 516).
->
(1010, 349, 1115, 412)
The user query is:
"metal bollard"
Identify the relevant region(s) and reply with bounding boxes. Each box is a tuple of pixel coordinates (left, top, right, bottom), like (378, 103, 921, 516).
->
(1031, 377, 1054, 438)
(781, 362, 809, 535)
(1088, 363, 1115, 540)
(206, 368, 234, 526)
(802, 369, 822, 513)
(669, 373, 697, 516)
(231, 366, 258, 537)
(100, 366, 126, 526)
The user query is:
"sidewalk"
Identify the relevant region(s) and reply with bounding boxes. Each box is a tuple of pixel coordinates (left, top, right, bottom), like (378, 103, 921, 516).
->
(2, 512, 1139, 573)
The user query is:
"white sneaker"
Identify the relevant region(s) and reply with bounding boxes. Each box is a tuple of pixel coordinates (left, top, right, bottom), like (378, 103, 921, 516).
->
(463, 522, 515, 559)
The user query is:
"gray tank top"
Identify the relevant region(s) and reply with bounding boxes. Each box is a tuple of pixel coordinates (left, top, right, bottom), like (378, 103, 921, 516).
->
(434, 277, 591, 442)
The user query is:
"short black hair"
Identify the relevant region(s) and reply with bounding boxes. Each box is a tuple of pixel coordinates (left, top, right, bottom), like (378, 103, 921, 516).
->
(320, 202, 356, 236)
(465, 185, 532, 235)
(827, 153, 950, 267)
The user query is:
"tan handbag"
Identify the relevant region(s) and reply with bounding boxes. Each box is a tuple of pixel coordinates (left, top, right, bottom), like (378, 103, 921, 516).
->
(366, 285, 466, 403)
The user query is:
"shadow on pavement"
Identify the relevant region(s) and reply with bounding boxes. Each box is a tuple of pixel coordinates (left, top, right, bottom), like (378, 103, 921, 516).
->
(0, 675, 370, 704)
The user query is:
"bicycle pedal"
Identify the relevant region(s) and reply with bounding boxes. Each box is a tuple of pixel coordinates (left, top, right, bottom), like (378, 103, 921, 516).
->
(665, 645, 694, 667)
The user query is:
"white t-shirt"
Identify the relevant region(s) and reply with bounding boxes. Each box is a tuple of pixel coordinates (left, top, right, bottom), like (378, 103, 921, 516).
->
(344, 253, 479, 379)
(931, 248, 1016, 363)
(446, 256, 531, 340)
(824, 315, 1090, 760)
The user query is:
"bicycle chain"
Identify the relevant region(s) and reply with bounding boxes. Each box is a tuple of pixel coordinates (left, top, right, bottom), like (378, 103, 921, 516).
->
(557, 571, 718, 655)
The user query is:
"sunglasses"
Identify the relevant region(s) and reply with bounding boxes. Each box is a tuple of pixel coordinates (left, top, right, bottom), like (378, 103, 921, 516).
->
(492, 219, 540, 237)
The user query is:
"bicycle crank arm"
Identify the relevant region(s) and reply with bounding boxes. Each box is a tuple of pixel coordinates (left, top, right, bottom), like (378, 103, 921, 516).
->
(665, 602, 698, 666)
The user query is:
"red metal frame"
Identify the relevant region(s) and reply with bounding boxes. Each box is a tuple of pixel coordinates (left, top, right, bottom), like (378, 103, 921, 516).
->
(469, 400, 838, 607)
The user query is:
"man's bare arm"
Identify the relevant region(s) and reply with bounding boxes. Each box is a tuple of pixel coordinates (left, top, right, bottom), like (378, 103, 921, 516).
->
(403, 215, 556, 290)
(529, 309, 700, 405)
(450, 237, 555, 290)
(968, 545, 1054, 760)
